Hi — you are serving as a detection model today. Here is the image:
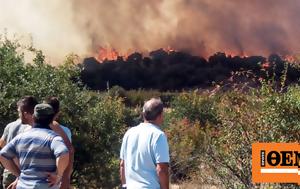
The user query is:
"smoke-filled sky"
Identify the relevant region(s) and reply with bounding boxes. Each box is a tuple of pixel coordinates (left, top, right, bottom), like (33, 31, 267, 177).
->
(1, 0, 300, 63)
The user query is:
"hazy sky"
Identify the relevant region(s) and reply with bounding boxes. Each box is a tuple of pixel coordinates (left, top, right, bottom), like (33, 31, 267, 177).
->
(1, 0, 300, 63)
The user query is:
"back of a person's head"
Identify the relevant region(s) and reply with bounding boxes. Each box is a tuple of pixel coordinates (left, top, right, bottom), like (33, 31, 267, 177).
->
(17, 96, 38, 114)
(33, 104, 55, 127)
(44, 96, 60, 115)
(142, 98, 164, 121)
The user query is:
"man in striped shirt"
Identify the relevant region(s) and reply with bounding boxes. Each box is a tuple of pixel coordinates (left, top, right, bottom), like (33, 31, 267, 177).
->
(0, 104, 69, 189)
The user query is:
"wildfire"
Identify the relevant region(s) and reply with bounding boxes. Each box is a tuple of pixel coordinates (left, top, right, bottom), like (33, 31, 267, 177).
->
(95, 46, 299, 66)
(283, 54, 299, 63)
(96, 47, 119, 62)
(261, 62, 270, 69)
(224, 50, 249, 58)
(96, 47, 129, 62)
(96, 46, 177, 63)
(164, 46, 176, 53)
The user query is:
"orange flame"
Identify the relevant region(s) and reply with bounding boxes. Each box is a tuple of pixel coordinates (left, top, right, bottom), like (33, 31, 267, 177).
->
(163, 46, 176, 54)
(96, 46, 177, 63)
(283, 55, 298, 63)
(223, 51, 249, 58)
(96, 47, 119, 62)
(261, 62, 270, 69)
(95, 47, 300, 64)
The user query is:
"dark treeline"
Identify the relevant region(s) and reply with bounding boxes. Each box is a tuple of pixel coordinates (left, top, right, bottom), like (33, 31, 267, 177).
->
(80, 49, 300, 91)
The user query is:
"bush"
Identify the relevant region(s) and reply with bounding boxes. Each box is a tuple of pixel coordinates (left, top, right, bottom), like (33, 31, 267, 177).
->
(165, 92, 220, 185)
(124, 89, 175, 107)
(166, 119, 209, 182)
(165, 87, 300, 189)
(0, 38, 127, 188)
(168, 91, 219, 126)
(70, 94, 126, 188)
(260, 86, 300, 142)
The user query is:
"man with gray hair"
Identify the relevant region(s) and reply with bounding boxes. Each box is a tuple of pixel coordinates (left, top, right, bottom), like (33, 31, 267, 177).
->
(120, 98, 170, 189)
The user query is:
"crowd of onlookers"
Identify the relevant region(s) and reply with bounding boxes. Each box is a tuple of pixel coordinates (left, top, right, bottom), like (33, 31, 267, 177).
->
(0, 96, 170, 189)
(0, 96, 73, 189)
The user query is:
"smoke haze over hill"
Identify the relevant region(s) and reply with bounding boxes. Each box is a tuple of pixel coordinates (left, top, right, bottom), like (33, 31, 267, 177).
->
(1, 0, 300, 62)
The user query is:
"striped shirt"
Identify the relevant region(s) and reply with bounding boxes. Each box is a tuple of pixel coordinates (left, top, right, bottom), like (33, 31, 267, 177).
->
(0, 127, 69, 189)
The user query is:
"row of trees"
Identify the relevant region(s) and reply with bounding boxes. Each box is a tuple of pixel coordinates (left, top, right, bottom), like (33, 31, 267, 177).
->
(81, 49, 300, 91)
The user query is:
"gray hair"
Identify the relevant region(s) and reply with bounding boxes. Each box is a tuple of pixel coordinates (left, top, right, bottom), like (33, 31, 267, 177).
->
(142, 98, 164, 121)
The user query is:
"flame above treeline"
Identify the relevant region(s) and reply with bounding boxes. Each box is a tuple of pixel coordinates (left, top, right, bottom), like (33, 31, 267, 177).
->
(95, 46, 299, 64)
(88, 0, 300, 62)
(82, 48, 300, 91)
(96, 46, 176, 62)
(1, 0, 300, 63)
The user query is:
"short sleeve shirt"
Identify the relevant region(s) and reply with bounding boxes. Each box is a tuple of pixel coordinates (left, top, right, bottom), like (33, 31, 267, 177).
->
(60, 125, 72, 142)
(120, 123, 169, 189)
(0, 128, 69, 189)
(1, 119, 30, 143)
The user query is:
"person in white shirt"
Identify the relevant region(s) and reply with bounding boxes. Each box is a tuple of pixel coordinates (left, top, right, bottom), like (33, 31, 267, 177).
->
(120, 98, 170, 189)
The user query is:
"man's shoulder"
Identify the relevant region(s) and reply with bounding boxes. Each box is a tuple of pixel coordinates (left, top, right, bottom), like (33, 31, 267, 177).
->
(6, 120, 31, 134)
(59, 124, 72, 142)
(34, 129, 66, 145)
(60, 125, 71, 133)
(2, 120, 27, 142)
(31, 128, 59, 138)
(126, 123, 165, 138)
(5, 119, 22, 130)
(123, 126, 136, 136)
(46, 129, 59, 136)
(60, 124, 69, 129)
(125, 123, 146, 134)
(145, 123, 165, 135)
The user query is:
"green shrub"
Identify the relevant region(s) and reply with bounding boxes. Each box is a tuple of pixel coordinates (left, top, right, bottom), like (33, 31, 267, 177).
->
(168, 91, 219, 126)
(0, 38, 127, 188)
(165, 88, 300, 189)
(70, 94, 126, 188)
(124, 89, 175, 107)
(166, 119, 209, 182)
(260, 86, 300, 142)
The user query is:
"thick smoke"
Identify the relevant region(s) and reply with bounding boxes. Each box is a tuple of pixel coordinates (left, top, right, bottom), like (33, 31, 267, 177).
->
(0, 0, 90, 63)
(1, 0, 300, 63)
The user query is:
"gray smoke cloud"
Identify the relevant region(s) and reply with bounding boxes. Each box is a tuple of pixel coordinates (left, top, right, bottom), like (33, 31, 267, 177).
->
(1, 0, 300, 63)
(0, 0, 90, 63)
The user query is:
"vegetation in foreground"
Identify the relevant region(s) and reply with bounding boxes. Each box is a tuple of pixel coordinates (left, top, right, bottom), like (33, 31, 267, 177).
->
(0, 38, 299, 189)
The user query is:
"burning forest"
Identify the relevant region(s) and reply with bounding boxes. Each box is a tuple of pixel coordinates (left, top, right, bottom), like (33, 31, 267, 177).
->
(81, 50, 300, 91)
(2, 1, 300, 188)
(1, 0, 300, 90)
(1, 0, 300, 62)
